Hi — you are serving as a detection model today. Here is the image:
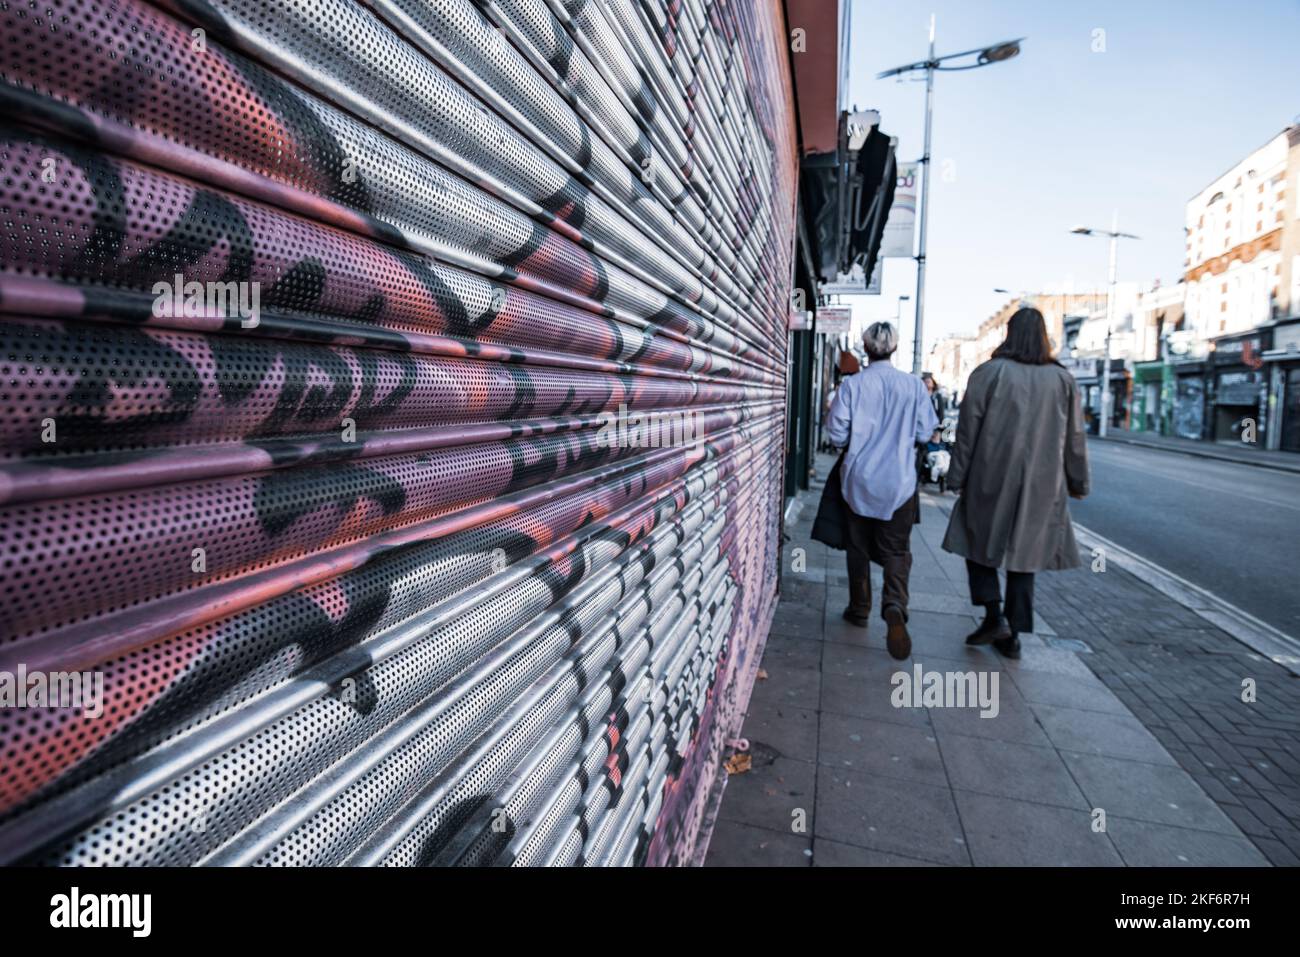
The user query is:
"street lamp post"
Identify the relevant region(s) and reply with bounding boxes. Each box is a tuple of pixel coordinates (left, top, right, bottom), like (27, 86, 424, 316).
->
(1070, 214, 1141, 438)
(895, 294, 911, 325)
(879, 21, 1024, 375)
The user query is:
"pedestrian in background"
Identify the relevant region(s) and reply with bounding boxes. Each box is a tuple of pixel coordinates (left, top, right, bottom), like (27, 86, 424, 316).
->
(924, 373, 946, 421)
(827, 322, 939, 660)
(941, 307, 1090, 659)
(819, 368, 842, 453)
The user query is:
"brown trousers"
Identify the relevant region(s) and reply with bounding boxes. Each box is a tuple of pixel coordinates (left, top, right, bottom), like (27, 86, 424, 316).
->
(845, 490, 919, 621)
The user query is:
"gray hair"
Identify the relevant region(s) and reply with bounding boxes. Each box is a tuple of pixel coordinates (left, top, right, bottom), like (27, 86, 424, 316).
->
(862, 321, 899, 360)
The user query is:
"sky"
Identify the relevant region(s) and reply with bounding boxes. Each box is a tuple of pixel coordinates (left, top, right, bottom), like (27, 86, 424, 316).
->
(838, 0, 1300, 360)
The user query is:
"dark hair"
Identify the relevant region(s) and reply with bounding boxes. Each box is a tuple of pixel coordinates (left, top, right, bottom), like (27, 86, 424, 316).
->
(992, 307, 1060, 365)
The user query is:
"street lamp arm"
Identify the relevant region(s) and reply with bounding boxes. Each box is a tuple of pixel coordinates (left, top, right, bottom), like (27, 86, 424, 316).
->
(878, 37, 1024, 78)
(1071, 227, 1143, 241)
(877, 60, 932, 79)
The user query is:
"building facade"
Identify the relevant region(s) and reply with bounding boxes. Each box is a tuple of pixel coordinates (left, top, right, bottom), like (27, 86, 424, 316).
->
(1180, 124, 1300, 449)
(1184, 127, 1293, 339)
(927, 335, 978, 399)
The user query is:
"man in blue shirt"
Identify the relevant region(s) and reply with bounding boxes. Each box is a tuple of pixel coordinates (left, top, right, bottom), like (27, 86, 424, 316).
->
(826, 322, 939, 659)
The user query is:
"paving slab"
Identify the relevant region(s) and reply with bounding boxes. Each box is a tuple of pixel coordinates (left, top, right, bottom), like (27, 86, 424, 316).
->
(757, 635, 824, 673)
(815, 770, 970, 866)
(1034, 704, 1178, 765)
(817, 712, 949, 787)
(1006, 668, 1130, 715)
(820, 669, 933, 728)
(953, 790, 1123, 866)
(1106, 817, 1270, 866)
(716, 752, 816, 836)
(1060, 751, 1241, 835)
(939, 734, 1090, 810)
(704, 820, 812, 867)
(812, 838, 946, 867)
(928, 690, 1053, 748)
(740, 693, 819, 760)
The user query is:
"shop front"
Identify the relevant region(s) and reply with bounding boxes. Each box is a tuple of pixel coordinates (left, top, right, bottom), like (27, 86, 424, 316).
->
(1265, 319, 1300, 453)
(1209, 330, 1270, 445)
(1171, 360, 1208, 441)
(1130, 360, 1166, 434)
(1061, 357, 1101, 434)
(1074, 360, 1131, 433)
(1107, 364, 1132, 431)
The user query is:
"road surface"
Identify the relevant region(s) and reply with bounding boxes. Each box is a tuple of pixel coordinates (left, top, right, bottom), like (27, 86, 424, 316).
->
(1069, 438, 1300, 638)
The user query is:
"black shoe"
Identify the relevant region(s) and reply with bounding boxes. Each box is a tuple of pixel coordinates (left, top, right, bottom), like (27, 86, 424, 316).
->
(965, 616, 1011, 646)
(842, 608, 870, 628)
(883, 605, 911, 660)
(992, 633, 1021, 659)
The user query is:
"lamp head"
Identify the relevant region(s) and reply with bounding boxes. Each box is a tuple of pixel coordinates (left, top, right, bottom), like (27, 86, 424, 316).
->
(979, 40, 1021, 64)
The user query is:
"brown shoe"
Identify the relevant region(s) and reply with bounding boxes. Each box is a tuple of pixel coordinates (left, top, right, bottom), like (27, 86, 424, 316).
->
(882, 605, 911, 660)
(842, 607, 870, 629)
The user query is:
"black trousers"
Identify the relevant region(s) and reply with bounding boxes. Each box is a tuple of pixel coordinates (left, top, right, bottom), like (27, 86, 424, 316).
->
(965, 559, 1034, 634)
(845, 491, 918, 621)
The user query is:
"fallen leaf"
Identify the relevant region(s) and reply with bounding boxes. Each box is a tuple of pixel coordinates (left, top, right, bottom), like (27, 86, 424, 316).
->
(757, 668, 769, 680)
(724, 752, 753, 775)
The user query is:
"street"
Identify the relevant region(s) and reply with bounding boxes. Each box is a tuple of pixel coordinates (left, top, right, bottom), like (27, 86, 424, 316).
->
(1070, 439, 1300, 638)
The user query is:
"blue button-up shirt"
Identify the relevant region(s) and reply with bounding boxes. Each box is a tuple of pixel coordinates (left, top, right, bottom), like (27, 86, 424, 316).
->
(827, 361, 939, 519)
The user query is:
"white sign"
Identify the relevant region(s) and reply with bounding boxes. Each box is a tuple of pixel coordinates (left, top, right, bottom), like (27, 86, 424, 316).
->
(821, 262, 880, 296)
(816, 307, 853, 335)
(879, 162, 918, 258)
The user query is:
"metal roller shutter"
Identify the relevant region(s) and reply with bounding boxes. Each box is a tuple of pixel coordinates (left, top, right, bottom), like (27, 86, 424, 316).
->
(0, 0, 796, 866)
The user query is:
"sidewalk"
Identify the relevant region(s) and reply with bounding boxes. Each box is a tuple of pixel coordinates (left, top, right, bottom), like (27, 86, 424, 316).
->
(1097, 430, 1300, 474)
(704, 456, 1275, 867)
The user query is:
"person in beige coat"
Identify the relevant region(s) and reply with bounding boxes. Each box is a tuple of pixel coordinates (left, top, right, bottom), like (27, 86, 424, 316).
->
(941, 307, 1090, 658)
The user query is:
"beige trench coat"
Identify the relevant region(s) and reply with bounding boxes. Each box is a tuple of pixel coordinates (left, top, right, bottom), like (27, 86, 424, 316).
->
(941, 358, 1091, 572)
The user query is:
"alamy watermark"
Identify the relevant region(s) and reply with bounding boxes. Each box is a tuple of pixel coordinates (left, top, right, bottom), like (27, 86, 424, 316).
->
(152, 274, 261, 328)
(891, 664, 1000, 718)
(595, 404, 705, 450)
(50, 887, 151, 937)
(0, 665, 105, 719)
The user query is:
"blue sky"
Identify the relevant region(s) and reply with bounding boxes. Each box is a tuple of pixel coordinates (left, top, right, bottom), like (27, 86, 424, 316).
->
(843, 0, 1300, 353)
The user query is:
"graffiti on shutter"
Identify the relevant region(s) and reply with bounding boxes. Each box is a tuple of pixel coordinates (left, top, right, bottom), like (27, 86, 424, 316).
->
(0, 0, 795, 865)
